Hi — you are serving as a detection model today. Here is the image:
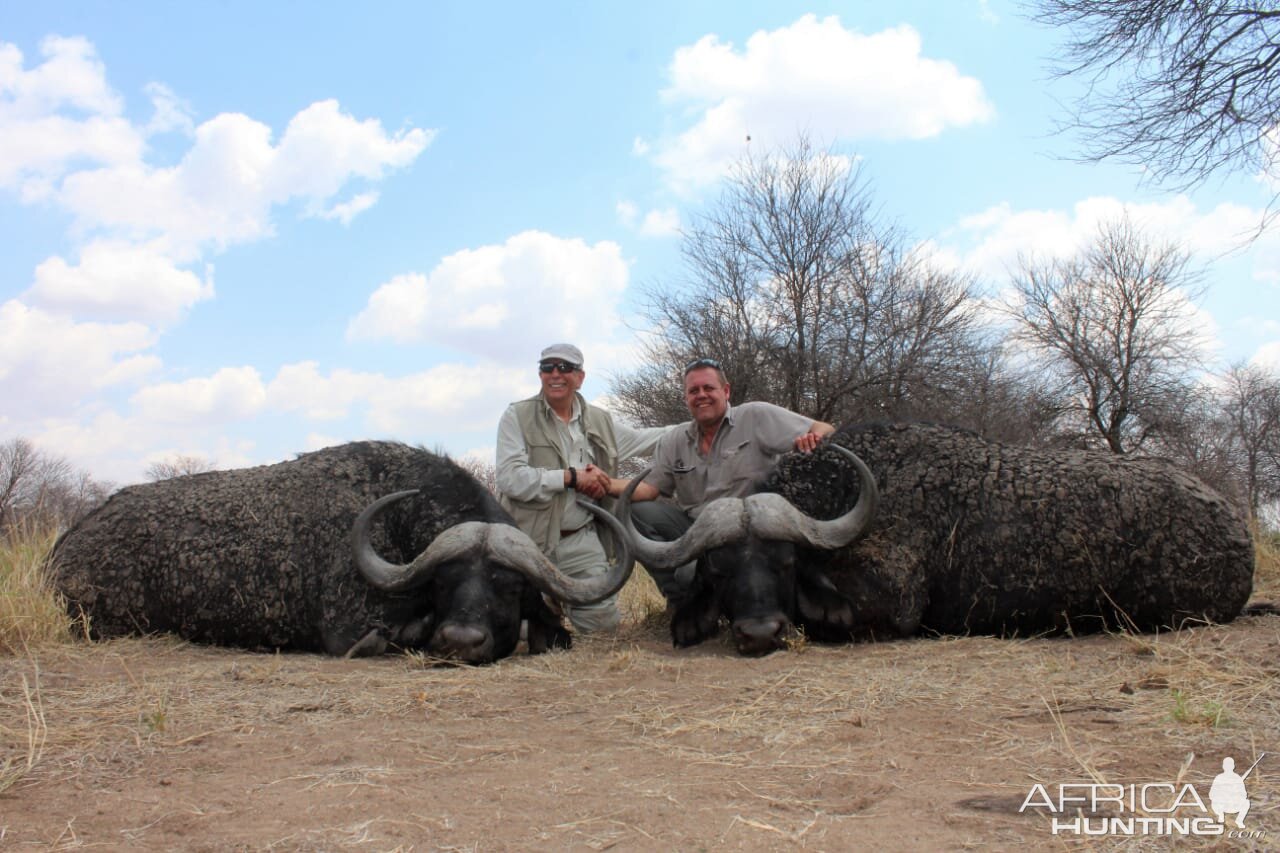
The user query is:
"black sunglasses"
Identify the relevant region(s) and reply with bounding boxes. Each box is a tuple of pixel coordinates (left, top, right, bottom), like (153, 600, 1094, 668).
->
(539, 361, 579, 374)
(684, 357, 722, 373)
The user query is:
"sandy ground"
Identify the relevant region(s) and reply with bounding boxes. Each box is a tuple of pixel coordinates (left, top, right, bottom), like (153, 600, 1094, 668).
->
(2, 607, 1277, 852)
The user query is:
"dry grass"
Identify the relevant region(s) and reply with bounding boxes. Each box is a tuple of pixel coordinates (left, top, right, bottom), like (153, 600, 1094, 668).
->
(1253, 524, 1280, 602)
(0, 523, 74, 656)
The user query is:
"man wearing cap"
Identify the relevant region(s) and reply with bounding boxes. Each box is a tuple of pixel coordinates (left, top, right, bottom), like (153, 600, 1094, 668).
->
(624, 357, 835, 605)
(496, 344, 669, 633)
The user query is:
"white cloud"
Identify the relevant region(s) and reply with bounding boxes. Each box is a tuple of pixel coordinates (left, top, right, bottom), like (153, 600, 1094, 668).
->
(269, 99, 433, 202)
(143, 81, 194, 137)
(640, 207, 681, 237)
(0, 35, 122, 117)
(346, 230, 631, 361)
(266, 360, 536, 435)
(266, 361, 378, 420)
(29, 410, 258, 485)
(941, 195, 1280, 282)
(56, 100, 432, 256)
(303, 432, 344, 452)
(0, 299, 159, 415)
(0, 37, 142, 195)
(318, 190, 379, 225)
(361, 365, 532, 434)
(647, 15, 993, 190)
(27, 241, 214, 324)
(1253, 341, 1280, 370)
(617, 200, 679, 237)
(129, 366, 267, 424)
(616, 199, 638, 227)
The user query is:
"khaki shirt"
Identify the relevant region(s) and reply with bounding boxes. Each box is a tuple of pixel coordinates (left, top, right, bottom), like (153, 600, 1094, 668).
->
(645, 401, 813, 517)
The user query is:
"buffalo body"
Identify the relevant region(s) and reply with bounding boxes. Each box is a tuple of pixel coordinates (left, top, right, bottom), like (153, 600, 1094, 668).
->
(766, 422, 1254, 639)
(53, 441, 584, 661)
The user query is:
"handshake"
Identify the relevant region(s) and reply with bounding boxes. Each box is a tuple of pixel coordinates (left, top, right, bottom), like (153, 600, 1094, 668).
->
(569, 463, 618, 499)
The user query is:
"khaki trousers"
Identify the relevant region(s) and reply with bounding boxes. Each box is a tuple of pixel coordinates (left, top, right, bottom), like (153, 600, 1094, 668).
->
(554, 525, 620, 633)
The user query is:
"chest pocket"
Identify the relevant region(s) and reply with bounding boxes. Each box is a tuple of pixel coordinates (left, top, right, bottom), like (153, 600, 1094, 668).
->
(671, 460, 706, 511)
(524, 433, 562, 470)
(715, 439, 760, 498)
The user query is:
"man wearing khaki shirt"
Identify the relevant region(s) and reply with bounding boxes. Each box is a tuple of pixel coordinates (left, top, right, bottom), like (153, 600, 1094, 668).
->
(625, 358, 834, 604)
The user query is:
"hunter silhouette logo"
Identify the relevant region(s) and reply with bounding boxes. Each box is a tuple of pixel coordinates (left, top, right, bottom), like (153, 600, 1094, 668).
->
(1210, 754, 1263, 828)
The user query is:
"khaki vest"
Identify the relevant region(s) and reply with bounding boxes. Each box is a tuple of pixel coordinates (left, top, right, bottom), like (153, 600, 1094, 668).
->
(499, 392, 619, 556)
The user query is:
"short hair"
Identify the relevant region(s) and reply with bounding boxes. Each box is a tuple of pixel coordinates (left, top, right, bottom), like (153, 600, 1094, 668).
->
(683, 357, 728, 385)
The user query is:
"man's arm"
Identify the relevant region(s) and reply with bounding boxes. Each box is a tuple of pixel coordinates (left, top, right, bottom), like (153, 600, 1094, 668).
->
(495, 406, 569, 502)
(605, 476, 659, 500)
(614, 421, 672, 460)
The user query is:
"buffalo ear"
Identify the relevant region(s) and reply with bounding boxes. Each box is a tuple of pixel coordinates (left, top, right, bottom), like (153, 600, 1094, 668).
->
(670, 586, 721, 648)
(522, 586, 571, 654)
(795, 571, 857, 641)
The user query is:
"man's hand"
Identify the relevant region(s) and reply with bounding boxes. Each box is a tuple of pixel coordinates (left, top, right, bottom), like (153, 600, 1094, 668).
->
(793, 431, 824, 453)
(794, 420, 835, 453)
(577, 464, 611, 499)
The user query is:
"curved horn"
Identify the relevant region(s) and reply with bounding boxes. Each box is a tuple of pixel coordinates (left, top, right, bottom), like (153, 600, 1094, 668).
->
(746, 443, 879, 549)
(484, 499, 636, 605)
(353, 490, 490, 591)
(353, 490, 637, 605)
(616, 471, 750, 570)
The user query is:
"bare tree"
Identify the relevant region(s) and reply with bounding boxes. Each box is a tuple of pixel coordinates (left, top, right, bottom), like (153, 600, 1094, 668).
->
(1144, 382, 1240, 496)
(1, 437, 112, 531)
(940, 343, 1066, 446)
(1219, 361, 1280, 516)
(1005, 215, 1206, 453)
(1030, 0, 1280, 203)
(614, 136, 992, 431)
(145, 454, 217, 482)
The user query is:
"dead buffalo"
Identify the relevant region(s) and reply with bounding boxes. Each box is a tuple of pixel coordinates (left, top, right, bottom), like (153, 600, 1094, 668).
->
(620, 422, 1253, 654)
(53, 441, 631, 663)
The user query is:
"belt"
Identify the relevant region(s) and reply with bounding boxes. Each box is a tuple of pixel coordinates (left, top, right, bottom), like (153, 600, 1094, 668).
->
(559, 521, 593, 538)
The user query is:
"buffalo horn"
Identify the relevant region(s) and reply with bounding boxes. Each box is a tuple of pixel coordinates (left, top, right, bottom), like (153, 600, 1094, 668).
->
(351, 491, 634, 605)
(616, 443, 878, 569)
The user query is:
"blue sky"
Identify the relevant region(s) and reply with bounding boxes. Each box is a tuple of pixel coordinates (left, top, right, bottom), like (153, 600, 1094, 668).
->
(4, 1, 1280, 484)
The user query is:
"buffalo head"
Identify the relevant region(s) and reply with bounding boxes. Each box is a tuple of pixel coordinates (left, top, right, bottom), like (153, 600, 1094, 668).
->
(618, 444, 877, 656)
(352, 494, 632, 663)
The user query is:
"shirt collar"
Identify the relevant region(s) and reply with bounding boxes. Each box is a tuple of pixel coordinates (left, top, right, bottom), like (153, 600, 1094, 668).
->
(539, 392, 583, 422)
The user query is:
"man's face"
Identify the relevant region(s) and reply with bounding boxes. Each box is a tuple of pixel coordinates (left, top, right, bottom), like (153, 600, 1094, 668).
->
(684, 367, 730, 428)
(539, 360, 583, 406)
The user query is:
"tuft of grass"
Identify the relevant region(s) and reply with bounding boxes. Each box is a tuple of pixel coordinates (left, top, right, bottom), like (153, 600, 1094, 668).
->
(1169, 687, 1229, 728)
(139, 698, 168, 734)
(1, 522, 74, 655)
(616, 562, 667, 626)
(1253, 525, 1280, 602)
(782, 624, 809, 654)
(0, 670, 47, 794)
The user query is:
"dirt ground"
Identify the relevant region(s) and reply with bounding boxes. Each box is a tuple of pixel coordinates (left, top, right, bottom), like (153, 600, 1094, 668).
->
(2, 603, 1276, 853)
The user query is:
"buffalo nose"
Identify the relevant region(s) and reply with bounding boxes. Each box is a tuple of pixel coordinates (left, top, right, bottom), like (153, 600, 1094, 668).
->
(733, 616, 789, 656)
(438, 623, 488, 650)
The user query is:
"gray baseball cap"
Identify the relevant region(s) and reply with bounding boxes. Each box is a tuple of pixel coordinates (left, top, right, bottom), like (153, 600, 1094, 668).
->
(539, 343, 584, 367)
